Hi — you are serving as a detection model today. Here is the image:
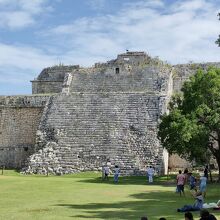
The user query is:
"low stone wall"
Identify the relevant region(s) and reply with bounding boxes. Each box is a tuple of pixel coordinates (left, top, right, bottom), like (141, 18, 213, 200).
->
(0, 95, 50, 168)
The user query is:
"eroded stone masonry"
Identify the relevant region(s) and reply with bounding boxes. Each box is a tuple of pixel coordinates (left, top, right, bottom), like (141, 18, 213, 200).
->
(0, 52, 219, 175)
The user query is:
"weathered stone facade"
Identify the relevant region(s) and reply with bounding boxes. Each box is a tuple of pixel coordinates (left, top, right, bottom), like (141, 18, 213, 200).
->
(25, 52, 173, 175)
(173, 62, 220, 93)
(31, 65, 79, 94)
(0, 96, 49, 168)
(0, 51, 219, 175)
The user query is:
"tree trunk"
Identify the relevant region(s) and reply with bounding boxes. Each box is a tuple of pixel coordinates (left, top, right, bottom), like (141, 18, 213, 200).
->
(214, 139, 220, 182)
(213, 151, 220, 182)
(217, 157, 220, 182)
(208, 164, 213, 182)
(213, 138, 220, 182)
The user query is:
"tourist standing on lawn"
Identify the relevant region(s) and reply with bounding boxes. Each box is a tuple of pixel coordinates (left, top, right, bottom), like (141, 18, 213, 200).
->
(147, 166, 155, 183)
(114, 165, 120, 183)
(184, 168, 189, 182)
(188, 172, 196, 191)
(199, 173, 207, 198)
(103, 164, 110, 180)
(176, 170, 186, 196)
(204, 165, 209, 180)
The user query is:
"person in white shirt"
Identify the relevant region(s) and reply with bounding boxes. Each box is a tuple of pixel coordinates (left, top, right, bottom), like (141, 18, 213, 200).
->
(103, 165, 110, 180)
(147, 166, 155, 183)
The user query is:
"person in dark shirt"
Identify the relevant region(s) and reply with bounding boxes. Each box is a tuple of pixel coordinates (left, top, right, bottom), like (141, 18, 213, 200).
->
(200, 209, 217, 220)
(184, 168, 189, 175)
(185, 212, 194, 220)
(204, 165, 209, 180)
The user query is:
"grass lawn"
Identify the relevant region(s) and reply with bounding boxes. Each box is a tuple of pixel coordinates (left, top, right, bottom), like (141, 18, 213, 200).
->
(0, 170, 219, 220)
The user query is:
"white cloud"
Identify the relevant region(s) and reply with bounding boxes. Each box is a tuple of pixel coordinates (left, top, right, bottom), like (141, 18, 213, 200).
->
(0, 0, 52, 29)
(18, 0, 52, 14)
(0, 11, 34, 28)
(172, 0, 212, 12)
(0, 43, 57, 70)
(0, 42, 60, 94)
(47, 0, 220, 64)
(86, 0, 106, 10)
(0, 0, 220, 95)
(124, 0, 164, 9)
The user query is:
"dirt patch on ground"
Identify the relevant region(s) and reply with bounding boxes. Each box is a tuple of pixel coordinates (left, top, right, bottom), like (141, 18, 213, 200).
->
(0, 175, 9, 179)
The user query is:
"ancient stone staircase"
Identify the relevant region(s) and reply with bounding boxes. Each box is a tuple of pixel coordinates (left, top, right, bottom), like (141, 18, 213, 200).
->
(25, 54, 172, 175)
(26, 92, 163, 175)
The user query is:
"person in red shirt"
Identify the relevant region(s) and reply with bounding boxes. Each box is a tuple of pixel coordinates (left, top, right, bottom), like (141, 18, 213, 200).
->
(177, 170, 186, 196)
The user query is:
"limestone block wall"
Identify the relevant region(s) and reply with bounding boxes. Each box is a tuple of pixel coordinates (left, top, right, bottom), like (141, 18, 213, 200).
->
(32, 81, 63, 94)
(173, 62, 220, 93)
(31, 65, 79, 94)
(3, 52, 220, 174)
(25, 93, 165, 175)
(117, 51, 150, 65)
(36, 65, 80, 81)
(0, 96, 49, 168)
(70, 65, 171, 94)
(24, 52, 173, 175)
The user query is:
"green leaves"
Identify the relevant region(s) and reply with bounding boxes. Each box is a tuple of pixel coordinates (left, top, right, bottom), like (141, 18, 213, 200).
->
(216, 13, 220, 46)
(158, 68, 220, 169)
(216, 35, 220, 47)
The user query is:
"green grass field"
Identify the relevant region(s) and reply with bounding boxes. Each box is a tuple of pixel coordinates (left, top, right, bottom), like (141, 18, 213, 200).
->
(0, 170, 219, 220)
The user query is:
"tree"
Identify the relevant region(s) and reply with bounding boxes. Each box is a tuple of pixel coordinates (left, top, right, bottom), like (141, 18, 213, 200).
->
(216, 13, 220, 46)
(158, 68, 220, 181)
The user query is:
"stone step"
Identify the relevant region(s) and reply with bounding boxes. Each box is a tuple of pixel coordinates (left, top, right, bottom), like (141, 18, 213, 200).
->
(26, 92, 164, 175)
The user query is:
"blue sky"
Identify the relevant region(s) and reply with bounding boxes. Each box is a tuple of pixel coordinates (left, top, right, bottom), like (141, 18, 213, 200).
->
(0, 0, 219, 95)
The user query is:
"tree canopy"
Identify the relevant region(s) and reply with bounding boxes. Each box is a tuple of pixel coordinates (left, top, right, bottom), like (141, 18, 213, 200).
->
(216, 13, 220, 46)
(158, 68, 220, 181)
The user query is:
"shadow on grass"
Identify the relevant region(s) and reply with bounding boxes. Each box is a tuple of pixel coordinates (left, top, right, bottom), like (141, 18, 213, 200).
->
(54, 176, 220, 219)
(54, 191, 190, 220)
(76, 175, 176, 186)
